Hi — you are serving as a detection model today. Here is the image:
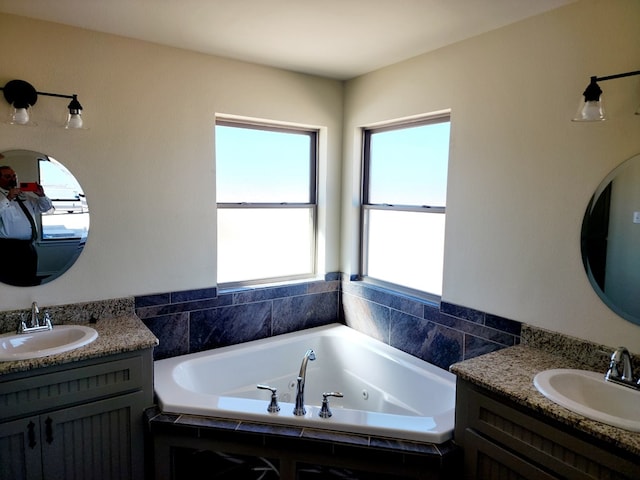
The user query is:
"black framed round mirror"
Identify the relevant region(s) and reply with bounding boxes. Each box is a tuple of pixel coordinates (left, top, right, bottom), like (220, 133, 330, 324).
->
(0, 149, 89, 286)
(582, 153, 640, 325)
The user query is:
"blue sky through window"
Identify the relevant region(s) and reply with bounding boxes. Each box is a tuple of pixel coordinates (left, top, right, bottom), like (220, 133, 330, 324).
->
(369, 121, 450, 206)
(216, 125, 311, 203)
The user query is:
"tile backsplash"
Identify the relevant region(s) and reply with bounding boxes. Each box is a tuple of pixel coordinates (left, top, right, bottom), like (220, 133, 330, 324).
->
(1, 281, 625, 374)
(135, 274, 522, 368)
(521, 324, 632, 375)
(341, 278, 521, 370)
(135, 274, 340, 360)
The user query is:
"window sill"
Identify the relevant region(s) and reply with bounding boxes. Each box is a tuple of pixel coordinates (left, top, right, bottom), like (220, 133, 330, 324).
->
(218, 274, 328, 294)
(349, 275, 441, 308)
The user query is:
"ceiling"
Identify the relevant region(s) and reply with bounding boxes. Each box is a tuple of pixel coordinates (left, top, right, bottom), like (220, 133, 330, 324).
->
(0, 0, 574, 80)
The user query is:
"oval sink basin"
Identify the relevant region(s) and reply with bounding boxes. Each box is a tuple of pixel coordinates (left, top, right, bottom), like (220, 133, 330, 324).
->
(534, 369, 640, 432)
(0, 325, 98, 361)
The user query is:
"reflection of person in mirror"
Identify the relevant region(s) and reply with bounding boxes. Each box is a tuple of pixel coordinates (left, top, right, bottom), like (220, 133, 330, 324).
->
(0, 157, 54, 286)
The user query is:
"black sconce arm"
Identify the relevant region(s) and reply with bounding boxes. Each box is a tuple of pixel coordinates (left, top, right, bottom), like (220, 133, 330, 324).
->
(0, 79, 82, 111)
(593, 70, 640, 83)
(580, 69, 640, 103)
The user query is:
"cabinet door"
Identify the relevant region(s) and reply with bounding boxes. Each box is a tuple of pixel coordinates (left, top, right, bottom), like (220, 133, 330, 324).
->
(41, 391, 145, 480)
(0, 416, 43, 480)
(464, 429, 559, 480)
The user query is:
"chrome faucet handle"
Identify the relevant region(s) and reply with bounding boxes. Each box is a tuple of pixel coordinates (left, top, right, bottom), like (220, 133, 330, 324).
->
(42, 310, 53, 330)
(16, 315, 28, 334)
(319, 391, 343, 418)
(257, 384, 281, 413)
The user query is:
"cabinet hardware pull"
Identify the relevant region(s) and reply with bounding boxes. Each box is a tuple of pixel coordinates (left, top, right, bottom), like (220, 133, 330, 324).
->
(27, 421, 37, 449)
(45, 417, 53, 444)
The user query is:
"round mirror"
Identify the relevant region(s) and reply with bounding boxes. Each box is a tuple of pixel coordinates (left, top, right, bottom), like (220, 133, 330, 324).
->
(0, 149, 89, 286)
(582, 153, 640, 325)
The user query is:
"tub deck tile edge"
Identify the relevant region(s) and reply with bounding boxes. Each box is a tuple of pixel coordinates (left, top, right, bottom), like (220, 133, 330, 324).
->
(147, 407, 455, 458)
(236, 420, 304, 438)
(301, 427, 370, 447)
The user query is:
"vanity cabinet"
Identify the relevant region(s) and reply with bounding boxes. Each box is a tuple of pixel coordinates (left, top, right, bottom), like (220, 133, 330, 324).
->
(0, 349, 154, 480)
(455, 379, 639, 480)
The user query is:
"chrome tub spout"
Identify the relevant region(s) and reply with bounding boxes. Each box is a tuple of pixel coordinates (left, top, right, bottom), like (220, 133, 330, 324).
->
(293, 349, 316, 415)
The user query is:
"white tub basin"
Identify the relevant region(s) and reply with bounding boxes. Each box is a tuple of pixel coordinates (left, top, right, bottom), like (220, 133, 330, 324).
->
(0, 325, 98, 361)
(533, 368, 640, 432)
(155, 324, 456, 443)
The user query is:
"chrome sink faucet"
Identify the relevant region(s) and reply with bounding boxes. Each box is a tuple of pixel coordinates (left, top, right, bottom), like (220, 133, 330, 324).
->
(31, 301, 39, 328)
(605, 347, 639, 389)
(293, 349, 316, 416)
(16, 302, 53, 334)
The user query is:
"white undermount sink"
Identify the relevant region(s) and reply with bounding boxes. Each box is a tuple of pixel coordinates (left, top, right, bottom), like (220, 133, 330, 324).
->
(534, 369, 640, 432)
(0, 325, 98, 361)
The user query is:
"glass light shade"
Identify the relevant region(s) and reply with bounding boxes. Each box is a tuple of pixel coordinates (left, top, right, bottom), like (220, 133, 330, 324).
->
(9, 105, 35, 125)
(572, 98, 605, 122)
(64, 110, 83, 129)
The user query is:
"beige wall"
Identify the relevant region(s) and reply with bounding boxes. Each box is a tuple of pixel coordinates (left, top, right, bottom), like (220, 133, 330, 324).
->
(2, 0, 640, 350)
(342, 0, 640, 348)
(0, 13, 344, 308)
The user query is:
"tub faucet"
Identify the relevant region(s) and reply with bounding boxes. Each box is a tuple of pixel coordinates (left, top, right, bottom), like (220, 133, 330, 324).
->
(293, 349, 316, 416)
(605, 347, 638, 389)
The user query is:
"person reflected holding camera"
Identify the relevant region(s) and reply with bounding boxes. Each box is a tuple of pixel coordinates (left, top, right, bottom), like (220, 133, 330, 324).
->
(0, 159, 53, 286)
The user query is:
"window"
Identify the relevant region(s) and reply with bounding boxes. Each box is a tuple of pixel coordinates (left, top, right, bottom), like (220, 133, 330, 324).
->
(361, 114, 450, 298)
(39, 157, 89, 241)
(215, 119, 318, 285)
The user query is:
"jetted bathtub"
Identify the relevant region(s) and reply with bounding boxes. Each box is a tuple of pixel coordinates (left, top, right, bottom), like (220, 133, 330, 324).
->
(154, 323, 456, 443)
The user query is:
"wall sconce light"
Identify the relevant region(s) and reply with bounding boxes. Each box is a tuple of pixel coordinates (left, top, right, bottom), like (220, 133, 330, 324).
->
(0, 79, 84, 129)
(572, 69, 640, 122)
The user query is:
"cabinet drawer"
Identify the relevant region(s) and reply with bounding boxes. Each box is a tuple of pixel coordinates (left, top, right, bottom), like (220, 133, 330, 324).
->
(0, 354, 145, 421)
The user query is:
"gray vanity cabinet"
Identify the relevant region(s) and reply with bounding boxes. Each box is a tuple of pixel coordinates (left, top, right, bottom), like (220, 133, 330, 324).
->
(1, 415, 42, 478)
(455, 379, 639, 480)
(0, 349, 153, 480)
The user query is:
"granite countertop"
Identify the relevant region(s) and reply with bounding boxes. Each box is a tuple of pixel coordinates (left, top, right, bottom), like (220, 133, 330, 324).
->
(0, 315, 159, 376)
(450, 344, 640, 457)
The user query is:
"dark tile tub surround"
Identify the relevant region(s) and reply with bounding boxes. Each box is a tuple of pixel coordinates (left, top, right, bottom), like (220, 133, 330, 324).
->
(341, 279, 521, 370)
(135, 274, 341, 360)
(136, 273, 522, 369)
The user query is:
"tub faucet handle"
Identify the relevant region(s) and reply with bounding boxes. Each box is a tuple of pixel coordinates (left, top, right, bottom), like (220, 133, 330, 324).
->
(257, 384, 281, 413)
(319, 391, 343, 418)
